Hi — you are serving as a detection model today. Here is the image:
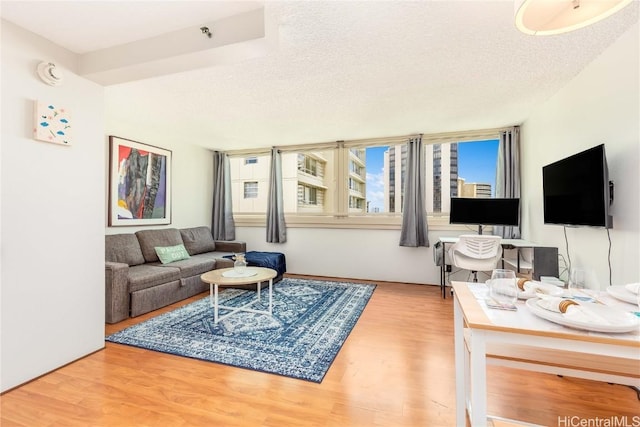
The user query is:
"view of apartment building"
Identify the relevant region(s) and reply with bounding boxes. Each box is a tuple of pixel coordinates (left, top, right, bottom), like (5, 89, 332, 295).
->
(229, 148, 366, 214)
(348, 148, 366, 213)
(230, 142, 496, 216)
(457, 178, 492, 198)
(384, 143, 461, 214)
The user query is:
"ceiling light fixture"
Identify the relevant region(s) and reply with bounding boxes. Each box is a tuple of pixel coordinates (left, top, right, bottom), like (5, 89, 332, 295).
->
(515, 0, 634, 35)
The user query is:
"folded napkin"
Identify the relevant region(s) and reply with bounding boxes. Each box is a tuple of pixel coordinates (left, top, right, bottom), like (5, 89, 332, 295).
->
(517, 279, 547, 299)
(624, 283, 640, 295)
(520, 280, 554, 295)
(563, 305, 612, 325)
(536, 296, 610, 325)
(536, 296, 578, 313)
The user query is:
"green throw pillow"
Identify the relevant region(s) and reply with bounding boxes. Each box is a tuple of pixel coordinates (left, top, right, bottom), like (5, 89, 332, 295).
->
(155, 244, 191, 264)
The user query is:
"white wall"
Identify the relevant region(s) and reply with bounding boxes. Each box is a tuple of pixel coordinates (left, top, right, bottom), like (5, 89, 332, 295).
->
(1, 20, 105, 391)
(237, 225, 511, 285)
(521, 23, 639, 289)
(103, 124, 214, 234)
(235, 226, 474, 285)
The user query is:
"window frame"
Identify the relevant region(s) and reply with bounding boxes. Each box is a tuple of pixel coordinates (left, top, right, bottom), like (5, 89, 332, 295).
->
(229, 128, 506, 230)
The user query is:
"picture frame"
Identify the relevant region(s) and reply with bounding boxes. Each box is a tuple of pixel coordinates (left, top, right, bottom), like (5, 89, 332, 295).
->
(33, 100, 72, 146)
(108, 136, 172, 226)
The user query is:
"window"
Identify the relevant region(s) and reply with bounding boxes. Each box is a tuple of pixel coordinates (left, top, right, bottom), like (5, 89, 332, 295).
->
(348, 148, 367, 213)
(298, 154, 323, 177)
(229, 154, 270, 213)
(228, 133, 501, 227)
(298, 184, 320, 205)
(349, 196, 364, 209)
(287, 151, 333, 213)
(367, 145, 401, 213)
(349, 178, 364, 193)
(454, 139, 499, 202)
(230, 151, 333, 214)
(243, 181, 258, 198)
(366, 139, 498, 215)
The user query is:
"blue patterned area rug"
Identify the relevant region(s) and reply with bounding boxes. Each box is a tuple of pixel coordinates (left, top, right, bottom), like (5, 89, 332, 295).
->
(106, 278, 376, 383)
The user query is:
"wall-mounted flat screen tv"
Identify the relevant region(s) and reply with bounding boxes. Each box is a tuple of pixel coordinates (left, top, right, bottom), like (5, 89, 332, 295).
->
(449, 198, 520, 233)
(542, 144, 613, 228)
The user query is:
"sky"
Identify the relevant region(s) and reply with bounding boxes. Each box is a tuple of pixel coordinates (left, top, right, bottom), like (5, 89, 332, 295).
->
(457, 139, 499, 192)
(364, 146, 387, 212)
(365, 139, 499, 212)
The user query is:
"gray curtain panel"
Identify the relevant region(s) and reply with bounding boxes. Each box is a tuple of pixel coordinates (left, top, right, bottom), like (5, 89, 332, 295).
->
(399, 136, 430, 247)
(494, 126, 521, 239)
(211, 151, 236, 241)
(266, 147, 286, 243)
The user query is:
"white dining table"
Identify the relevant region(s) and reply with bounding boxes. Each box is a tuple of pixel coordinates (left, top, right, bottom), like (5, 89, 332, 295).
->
(452, 281, 640, 426)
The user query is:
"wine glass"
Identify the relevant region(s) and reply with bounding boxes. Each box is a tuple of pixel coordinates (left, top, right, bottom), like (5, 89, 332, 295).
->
(568, 267, 588, 298)
(489, 269, 518, 306)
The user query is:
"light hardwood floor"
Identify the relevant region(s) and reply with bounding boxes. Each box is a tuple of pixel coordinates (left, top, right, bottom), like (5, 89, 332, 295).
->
(1, 275, 638, 426)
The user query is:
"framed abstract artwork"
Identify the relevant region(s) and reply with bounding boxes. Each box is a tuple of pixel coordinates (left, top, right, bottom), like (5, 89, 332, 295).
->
(108, 136, 172, 226)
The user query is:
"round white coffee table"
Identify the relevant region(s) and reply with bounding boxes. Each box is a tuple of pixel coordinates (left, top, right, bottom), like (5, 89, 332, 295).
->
(200, 267, 277, 323)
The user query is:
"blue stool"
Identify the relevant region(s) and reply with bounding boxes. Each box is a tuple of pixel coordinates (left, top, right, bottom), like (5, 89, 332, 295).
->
(224, 251, 286, 282)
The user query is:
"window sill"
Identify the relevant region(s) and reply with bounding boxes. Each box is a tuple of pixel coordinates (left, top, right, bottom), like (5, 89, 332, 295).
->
(232, 214, 482, 231)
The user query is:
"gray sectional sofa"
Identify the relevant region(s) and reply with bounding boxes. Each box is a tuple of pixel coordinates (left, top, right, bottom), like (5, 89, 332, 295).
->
(105, 226, 245, 323)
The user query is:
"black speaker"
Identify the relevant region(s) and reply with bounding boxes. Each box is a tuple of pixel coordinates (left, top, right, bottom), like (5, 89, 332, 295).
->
(532, 247, 559, 280)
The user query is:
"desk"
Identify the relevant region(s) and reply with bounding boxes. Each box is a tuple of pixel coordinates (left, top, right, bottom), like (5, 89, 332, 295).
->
(438, 237, 541, 298)
(452, 281, 640, 426)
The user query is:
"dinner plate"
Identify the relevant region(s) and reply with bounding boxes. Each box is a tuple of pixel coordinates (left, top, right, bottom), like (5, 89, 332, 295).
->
(625, 283, 640, 295)
(525, 298, 639, 333)
(518, 281, 564, 300)
(222, 269, 258, 278)
(606, 285, 638, 305)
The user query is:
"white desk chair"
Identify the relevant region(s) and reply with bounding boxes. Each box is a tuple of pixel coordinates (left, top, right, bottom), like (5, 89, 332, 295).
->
(448, 234, 503, 282)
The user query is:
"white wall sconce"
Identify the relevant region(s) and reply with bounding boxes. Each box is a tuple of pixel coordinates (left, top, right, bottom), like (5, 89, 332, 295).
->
(515, 0, 634, 35)
(36, 61, 64, 86)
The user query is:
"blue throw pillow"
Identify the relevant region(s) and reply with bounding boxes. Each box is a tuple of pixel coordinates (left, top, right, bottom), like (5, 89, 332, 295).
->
(154, 244, 191, 264)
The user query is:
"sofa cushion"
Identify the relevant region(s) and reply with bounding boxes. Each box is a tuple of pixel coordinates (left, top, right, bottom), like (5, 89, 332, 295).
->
(164, 256, 216, 279)
(128, 264, 181, 292)
(105, 234, 146, 266)
(180, 226, 216, 255)
(155, 244, 191, 264)
(136, 228, 183, 263)
(192, 253, 234, 269)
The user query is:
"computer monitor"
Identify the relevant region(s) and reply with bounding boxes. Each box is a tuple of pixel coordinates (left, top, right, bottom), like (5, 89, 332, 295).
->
(449, 197, 520, 234)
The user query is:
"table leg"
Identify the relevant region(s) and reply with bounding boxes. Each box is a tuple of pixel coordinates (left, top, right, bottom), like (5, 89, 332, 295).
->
(268, 278, 273, 314)
(453, 295, 466, 426)
(469, 330, 488, 426)
(214, 284, 219, 324)
(441, 263, 445, 298)
(464, 333, 470, 418)
(441, 242, 448, 299)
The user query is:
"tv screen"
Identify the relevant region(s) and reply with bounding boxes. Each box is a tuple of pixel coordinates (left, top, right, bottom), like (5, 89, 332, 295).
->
(449, 198, 520, 227)
(542, 144, 612, 228)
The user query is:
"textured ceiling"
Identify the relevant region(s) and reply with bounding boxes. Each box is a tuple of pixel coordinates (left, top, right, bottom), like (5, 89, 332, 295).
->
(2, 1, 638, 151)
(0, 1, 264, 54)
